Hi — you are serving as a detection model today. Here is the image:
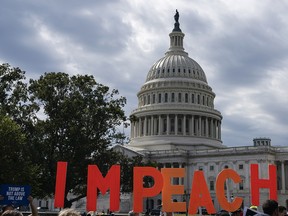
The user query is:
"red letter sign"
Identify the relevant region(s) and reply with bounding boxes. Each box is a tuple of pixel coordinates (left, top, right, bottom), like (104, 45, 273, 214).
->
(87, 165, 120, 211)
(133, 167, 163, 213)
(216, 169, 243, 212)
(250, 164, 277, 205)
(161, 168, 186, 212)
(188, 170, 215, 214)
(54, 161, 68, 208)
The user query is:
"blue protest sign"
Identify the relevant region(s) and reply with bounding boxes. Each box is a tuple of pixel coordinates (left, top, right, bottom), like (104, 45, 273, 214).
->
(0, 185, 31, 206)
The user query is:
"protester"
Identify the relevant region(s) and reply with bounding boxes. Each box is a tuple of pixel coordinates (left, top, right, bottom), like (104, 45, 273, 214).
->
(27, 196, 38, 216)
(1, 205, 14, 213)
(262, 200, 279, 216)
(250, 206, 258, 211)
(1, 210, 23, 216)
(278, 206, 287, 216)
(1, 196, 38, 216)
(58, 209, 81, 216)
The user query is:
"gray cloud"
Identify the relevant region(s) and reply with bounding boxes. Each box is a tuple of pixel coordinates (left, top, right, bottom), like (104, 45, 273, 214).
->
(1, 0, 288, 147)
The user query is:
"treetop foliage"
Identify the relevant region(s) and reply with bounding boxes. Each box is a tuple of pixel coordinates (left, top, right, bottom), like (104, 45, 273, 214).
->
(0, 63, 142, 207)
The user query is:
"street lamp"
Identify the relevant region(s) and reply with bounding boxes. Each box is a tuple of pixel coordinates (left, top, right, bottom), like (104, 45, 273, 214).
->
(183, 190, 190, 216)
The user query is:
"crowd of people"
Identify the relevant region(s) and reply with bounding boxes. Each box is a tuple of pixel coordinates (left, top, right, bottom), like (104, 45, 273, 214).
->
(0, 198, 287, 216)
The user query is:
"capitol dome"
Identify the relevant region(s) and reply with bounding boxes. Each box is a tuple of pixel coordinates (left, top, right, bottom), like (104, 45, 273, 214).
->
(146, 53, 207, 83)
(129, 11, 224, 151)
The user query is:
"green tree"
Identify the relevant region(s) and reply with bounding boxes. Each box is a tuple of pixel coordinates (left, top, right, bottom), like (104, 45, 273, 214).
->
(28, 72, 127, 207)
(0, 63, 37, 126)
(0, 63, 40, 194)
(0, 115, 40, 187)
(119, 154, 157, 193)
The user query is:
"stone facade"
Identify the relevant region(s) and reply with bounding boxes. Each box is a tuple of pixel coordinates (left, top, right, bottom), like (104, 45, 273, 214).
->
(113, 12, 288, 213)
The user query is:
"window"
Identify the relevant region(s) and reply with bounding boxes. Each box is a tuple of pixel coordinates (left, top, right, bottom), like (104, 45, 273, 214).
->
(158, 93, 162, 103)
(210, 165, 214, 171)
(210, 181, 214, 191)
(185, 93, 188, 103)
(192, 94, 194, 103)
(239, 181, 244, 190)
(197, 95, 200, 104)
(143, 96, 146, 105)
(203, 96, 205, 105)
(239, 164, 243, 170)
(147, 95, 150, 104)
(164, 93, 168, 102)
(152, 94, 156, 104)
(171, 93, 175, 102)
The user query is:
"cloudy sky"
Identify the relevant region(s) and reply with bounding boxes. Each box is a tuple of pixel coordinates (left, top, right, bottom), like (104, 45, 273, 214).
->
(1, 0, 288, 147)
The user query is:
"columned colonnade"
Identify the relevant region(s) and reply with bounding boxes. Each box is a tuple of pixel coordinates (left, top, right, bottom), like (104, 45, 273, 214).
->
(130, 114, 221, 139)
(279, 160, 288, 193)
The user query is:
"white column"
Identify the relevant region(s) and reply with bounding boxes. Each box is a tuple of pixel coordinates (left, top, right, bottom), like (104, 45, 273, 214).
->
(151, 116, 154, 136)
(219, 121, 221, 140)
(139, 118, 142, 136)
(191, 116, 194, 136)
(175, 114, 178, 135)
(135, 121, 138, 137)
(183, 115, 186, 135)
(167, 114, 170, 135)
(159, 115, 162, 135)
(245, 161, 249, 189)
(205, 117, 208, 137)
(144, 117, 147, 136)
(209, 119, 213, 138)
(213, 120, 216, 139)
(216, 120, 219, 139)
(147, 117, 150, 136)
(282, 161, 285, 192)
(199, 116, 202, 136)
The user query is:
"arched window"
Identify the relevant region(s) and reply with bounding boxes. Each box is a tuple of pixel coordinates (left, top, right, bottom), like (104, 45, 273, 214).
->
(178, 93, 182, 102)
(185, 93, 188, 103)
(147, 95, 150, 104)
(152, 94, 156, 104)
(192, 94, 194, 103)
(158, 93, 162, 103)
(171, 93, 175, 102)
(197, 95, 200, 104)
(164, 93, 168, 102)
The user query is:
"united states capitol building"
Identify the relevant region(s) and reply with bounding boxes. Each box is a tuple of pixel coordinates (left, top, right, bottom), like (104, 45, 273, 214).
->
(113, 11, 288, 213)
